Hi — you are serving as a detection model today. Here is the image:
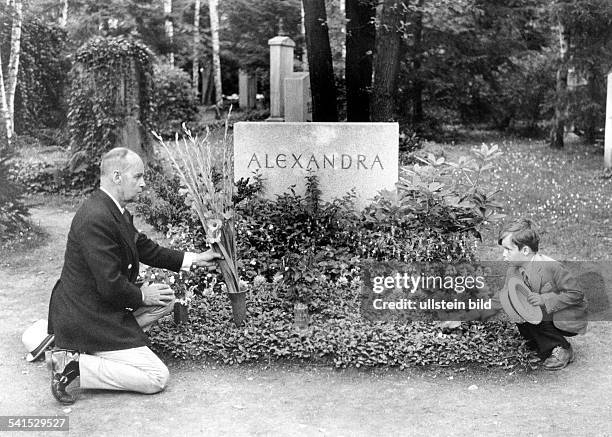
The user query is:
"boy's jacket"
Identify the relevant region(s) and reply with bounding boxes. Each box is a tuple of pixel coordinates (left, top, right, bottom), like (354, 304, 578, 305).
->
(496, 254, 588, 334)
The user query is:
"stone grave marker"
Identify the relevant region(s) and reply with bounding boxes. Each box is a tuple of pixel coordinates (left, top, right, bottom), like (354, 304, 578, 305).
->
(284, 72, 312, 122)
(267, 36, 295, 121)
(239, 70, 257, 110)
(234, 122, 399, 209)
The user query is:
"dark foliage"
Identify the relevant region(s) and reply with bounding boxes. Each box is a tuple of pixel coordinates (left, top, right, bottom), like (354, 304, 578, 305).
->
(13, 19, 69, 132)
(0, 145, 28, 239)
(151, 64, 199, 136)
(66, 36, 155, 187)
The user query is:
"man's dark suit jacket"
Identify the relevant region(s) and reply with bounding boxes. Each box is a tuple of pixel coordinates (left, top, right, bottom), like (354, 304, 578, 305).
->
(48, 190, 184, 352)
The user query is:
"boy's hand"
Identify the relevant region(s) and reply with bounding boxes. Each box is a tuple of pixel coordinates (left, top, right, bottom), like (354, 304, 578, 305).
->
(527, 292, 544, 307)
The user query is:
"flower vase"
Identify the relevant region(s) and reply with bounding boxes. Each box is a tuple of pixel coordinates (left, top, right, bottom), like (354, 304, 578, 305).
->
(173, 301, 189, 325)
(228, 290, 247, 327)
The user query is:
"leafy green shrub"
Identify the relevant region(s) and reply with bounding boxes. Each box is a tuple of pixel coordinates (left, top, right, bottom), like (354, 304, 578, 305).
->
(236, 174, 360, 283)
(134, 163, 193, 233)
(151, 64, 198, 136)
(9, 161, 58, 194)
(0, 146, 28, 239)
(9, 156, 94, 196)
(0, 12, 69, 134)
(13, 19, 69, 132)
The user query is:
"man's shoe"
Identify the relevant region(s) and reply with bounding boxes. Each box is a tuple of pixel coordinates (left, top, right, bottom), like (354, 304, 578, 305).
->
(50, 350, 80, 405)
(542, 345, 572, 371)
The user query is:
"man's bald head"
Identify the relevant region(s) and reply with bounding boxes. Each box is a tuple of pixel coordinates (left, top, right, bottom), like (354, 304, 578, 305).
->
(99, 148, 146, 206)
(100, 148, 140, 180)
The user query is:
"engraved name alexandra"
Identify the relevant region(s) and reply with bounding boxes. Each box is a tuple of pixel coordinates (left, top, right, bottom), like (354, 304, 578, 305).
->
(247, 153, 384, 170)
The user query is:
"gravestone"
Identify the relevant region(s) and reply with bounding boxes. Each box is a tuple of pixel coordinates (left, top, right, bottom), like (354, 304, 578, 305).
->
(239, 70, 257, 110)
(268, 36, 295, 121)
(605, 71, 612, 168)
(115, 58, 148, 161)
(284, 72, 312, 122)
(234, 122, 399, 209)
(70, 53, 151, 165)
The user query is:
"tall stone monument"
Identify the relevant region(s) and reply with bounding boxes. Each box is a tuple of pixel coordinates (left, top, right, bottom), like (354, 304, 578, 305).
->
(284, 72, 312, 122)
(239, 70, 257, 110)
(605, 71, 612, 168)
(267, 35, 295, 121)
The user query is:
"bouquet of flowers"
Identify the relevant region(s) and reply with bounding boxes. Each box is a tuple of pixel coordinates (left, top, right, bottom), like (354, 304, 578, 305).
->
(153, 121, 242, 302)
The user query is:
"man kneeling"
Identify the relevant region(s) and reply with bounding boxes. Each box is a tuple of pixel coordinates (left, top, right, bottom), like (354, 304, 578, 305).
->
(48, 148, 221, 404)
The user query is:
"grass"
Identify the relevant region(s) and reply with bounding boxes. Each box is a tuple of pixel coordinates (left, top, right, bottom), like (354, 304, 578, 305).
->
(428, 135, 612, 262)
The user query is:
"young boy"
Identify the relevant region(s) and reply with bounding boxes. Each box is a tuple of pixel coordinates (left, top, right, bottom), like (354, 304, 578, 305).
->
(496, 218, 588, 370)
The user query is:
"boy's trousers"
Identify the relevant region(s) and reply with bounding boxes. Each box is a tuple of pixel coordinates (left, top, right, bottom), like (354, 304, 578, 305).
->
(517, 320, 576, 359)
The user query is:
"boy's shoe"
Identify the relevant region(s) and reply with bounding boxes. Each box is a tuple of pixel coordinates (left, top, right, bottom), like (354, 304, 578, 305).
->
(542, 345, 573, 371)
(50, 349, 80, 405)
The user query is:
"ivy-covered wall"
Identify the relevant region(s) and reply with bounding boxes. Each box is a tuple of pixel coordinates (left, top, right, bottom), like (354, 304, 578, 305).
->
(67, 36, 154, 186)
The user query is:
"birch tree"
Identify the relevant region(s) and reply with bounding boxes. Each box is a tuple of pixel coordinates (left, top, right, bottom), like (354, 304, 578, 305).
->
(550, 19, 570, 149)
(163, 0, 174, 65)
(0, 52, 12, 143)
(209, 0, 223, 108)
(6, 0, 22, 133)
(59, 0, 68, 28)
(193, 0, 201, 94)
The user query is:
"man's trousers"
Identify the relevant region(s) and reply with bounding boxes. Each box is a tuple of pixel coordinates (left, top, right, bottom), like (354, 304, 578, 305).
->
(79, 300, 174, 394)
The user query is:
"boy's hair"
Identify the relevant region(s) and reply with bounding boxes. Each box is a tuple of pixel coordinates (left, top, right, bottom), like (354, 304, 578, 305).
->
(498, 218, 539, 252)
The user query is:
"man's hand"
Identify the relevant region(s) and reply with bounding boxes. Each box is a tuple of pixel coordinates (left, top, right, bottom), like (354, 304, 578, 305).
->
(527, 292, 544, 307)
(141, 283, 175, 306)
(191, 248, 223, 269)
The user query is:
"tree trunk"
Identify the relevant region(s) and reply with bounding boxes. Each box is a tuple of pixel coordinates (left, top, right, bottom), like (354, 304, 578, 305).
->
(6, 0, 22, 133)
(59, 0, 68, 28)
(411, 0, 424, 124)
(549, 22, 569, 149)
(303, 0, 338, 121)
(370, 0, 404, 122)
(584, 66, 599, 145)
(209, 0, 223, 108)
(0, 51, 12, 144)
(193, 0, 201, 94)
(201, 58, 213, 105)
(345, 0, 375, 122)
(163, 0, 174, 66)
(301, 2, 308, 71)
